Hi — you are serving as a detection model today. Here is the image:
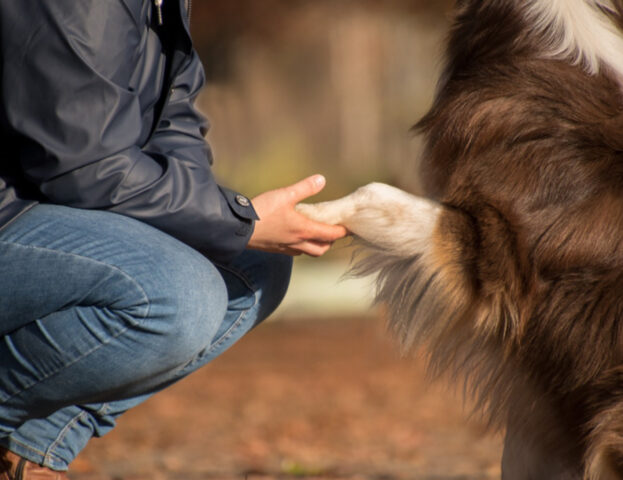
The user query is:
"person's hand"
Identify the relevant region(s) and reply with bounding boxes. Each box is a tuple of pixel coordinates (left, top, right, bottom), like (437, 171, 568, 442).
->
(247, 174, 349, 257)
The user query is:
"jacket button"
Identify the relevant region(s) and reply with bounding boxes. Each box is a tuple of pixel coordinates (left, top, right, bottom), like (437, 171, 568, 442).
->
(235, 194, 250, 207)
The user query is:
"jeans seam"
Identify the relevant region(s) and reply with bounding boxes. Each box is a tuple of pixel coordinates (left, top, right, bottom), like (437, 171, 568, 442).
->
(208, 288, 259, 354)
(2, 438, 48, 459)
(41, 404, 111, 467)
(93, 403, 110, 416)
(209, 260, 259, 352)
(43, 410, 88, 466)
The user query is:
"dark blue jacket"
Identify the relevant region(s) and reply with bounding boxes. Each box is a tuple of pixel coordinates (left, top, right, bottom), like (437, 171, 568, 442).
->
(0, 0, 258, 263)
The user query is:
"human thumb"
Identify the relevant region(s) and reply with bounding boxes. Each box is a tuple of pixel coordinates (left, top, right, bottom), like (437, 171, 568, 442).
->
(286, 174, 326, 203)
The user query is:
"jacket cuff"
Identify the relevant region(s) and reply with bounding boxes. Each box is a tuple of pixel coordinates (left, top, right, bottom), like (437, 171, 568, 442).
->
(219, 186, 259, 220)
(219, 185, 258, 238)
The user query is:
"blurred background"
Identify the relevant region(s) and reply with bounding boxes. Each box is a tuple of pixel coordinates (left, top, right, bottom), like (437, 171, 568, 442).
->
(194, 0, 452, 318)
(75, 3, 504, 479)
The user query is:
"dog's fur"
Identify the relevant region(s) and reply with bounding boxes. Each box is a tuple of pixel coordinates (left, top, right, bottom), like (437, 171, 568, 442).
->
(297, 1, 623, 478)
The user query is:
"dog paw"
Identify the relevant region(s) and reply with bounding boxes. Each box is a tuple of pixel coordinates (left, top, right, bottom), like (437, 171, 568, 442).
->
(295, 201, 348, 225)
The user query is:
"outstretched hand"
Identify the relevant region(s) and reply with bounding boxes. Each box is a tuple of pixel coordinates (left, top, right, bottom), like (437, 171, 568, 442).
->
(247, 175, 349, 257)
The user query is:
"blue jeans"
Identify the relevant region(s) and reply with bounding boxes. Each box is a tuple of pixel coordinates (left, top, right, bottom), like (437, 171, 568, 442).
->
(0, 204, 292, 471)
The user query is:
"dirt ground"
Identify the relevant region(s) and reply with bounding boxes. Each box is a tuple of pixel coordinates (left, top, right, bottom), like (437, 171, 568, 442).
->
(69, 316, 502, 480)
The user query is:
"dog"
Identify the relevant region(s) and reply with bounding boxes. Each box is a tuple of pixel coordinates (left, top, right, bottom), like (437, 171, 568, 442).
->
(297, 1, 623, 478)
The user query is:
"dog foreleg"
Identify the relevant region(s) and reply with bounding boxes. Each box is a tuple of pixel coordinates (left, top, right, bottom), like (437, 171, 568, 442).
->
(296, 182, 442, 257)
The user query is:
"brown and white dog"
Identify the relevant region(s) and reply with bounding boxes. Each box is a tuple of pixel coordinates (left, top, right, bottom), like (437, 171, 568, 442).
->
(297, 1, 623, 478)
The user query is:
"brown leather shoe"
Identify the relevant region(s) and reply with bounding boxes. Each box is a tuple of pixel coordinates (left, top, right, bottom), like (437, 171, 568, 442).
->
(0, 448, 68, 480)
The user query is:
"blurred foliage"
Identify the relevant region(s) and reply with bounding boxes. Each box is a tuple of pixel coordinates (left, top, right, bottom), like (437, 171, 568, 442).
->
(190, 0, 453, 48)
(190, 0, 451, 199)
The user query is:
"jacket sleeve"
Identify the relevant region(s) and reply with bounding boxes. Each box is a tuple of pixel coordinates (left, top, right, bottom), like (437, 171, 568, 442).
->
(0, 0, 257, 263)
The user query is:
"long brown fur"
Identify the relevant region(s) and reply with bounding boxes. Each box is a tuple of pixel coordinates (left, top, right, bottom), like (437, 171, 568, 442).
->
(402, 1, 623, 478)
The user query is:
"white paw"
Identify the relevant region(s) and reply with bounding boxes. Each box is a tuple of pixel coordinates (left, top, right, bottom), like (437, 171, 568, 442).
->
(295, 202, 344, 225)
(297, 183, 442, 255)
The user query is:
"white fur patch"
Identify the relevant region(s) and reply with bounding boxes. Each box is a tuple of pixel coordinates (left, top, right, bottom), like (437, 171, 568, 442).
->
(524, 0, 623, 81)
(296, 183, 442, 257)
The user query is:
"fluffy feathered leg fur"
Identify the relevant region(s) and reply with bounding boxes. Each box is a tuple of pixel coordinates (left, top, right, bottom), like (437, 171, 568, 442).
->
(297, 183, 480, 354)
(297, 183, 621, 479)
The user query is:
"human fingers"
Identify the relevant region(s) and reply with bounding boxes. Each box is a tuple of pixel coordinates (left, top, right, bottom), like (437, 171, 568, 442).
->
(282, 174, 326, 204)
(296, 216, 349, 243)
(290, 240, 333, 257)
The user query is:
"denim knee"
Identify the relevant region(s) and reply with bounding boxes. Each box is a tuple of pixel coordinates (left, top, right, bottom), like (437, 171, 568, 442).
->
(135, 250, 229, 370)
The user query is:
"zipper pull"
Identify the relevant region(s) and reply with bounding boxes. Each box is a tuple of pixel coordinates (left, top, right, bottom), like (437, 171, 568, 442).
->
(154, 0, 163, 26)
